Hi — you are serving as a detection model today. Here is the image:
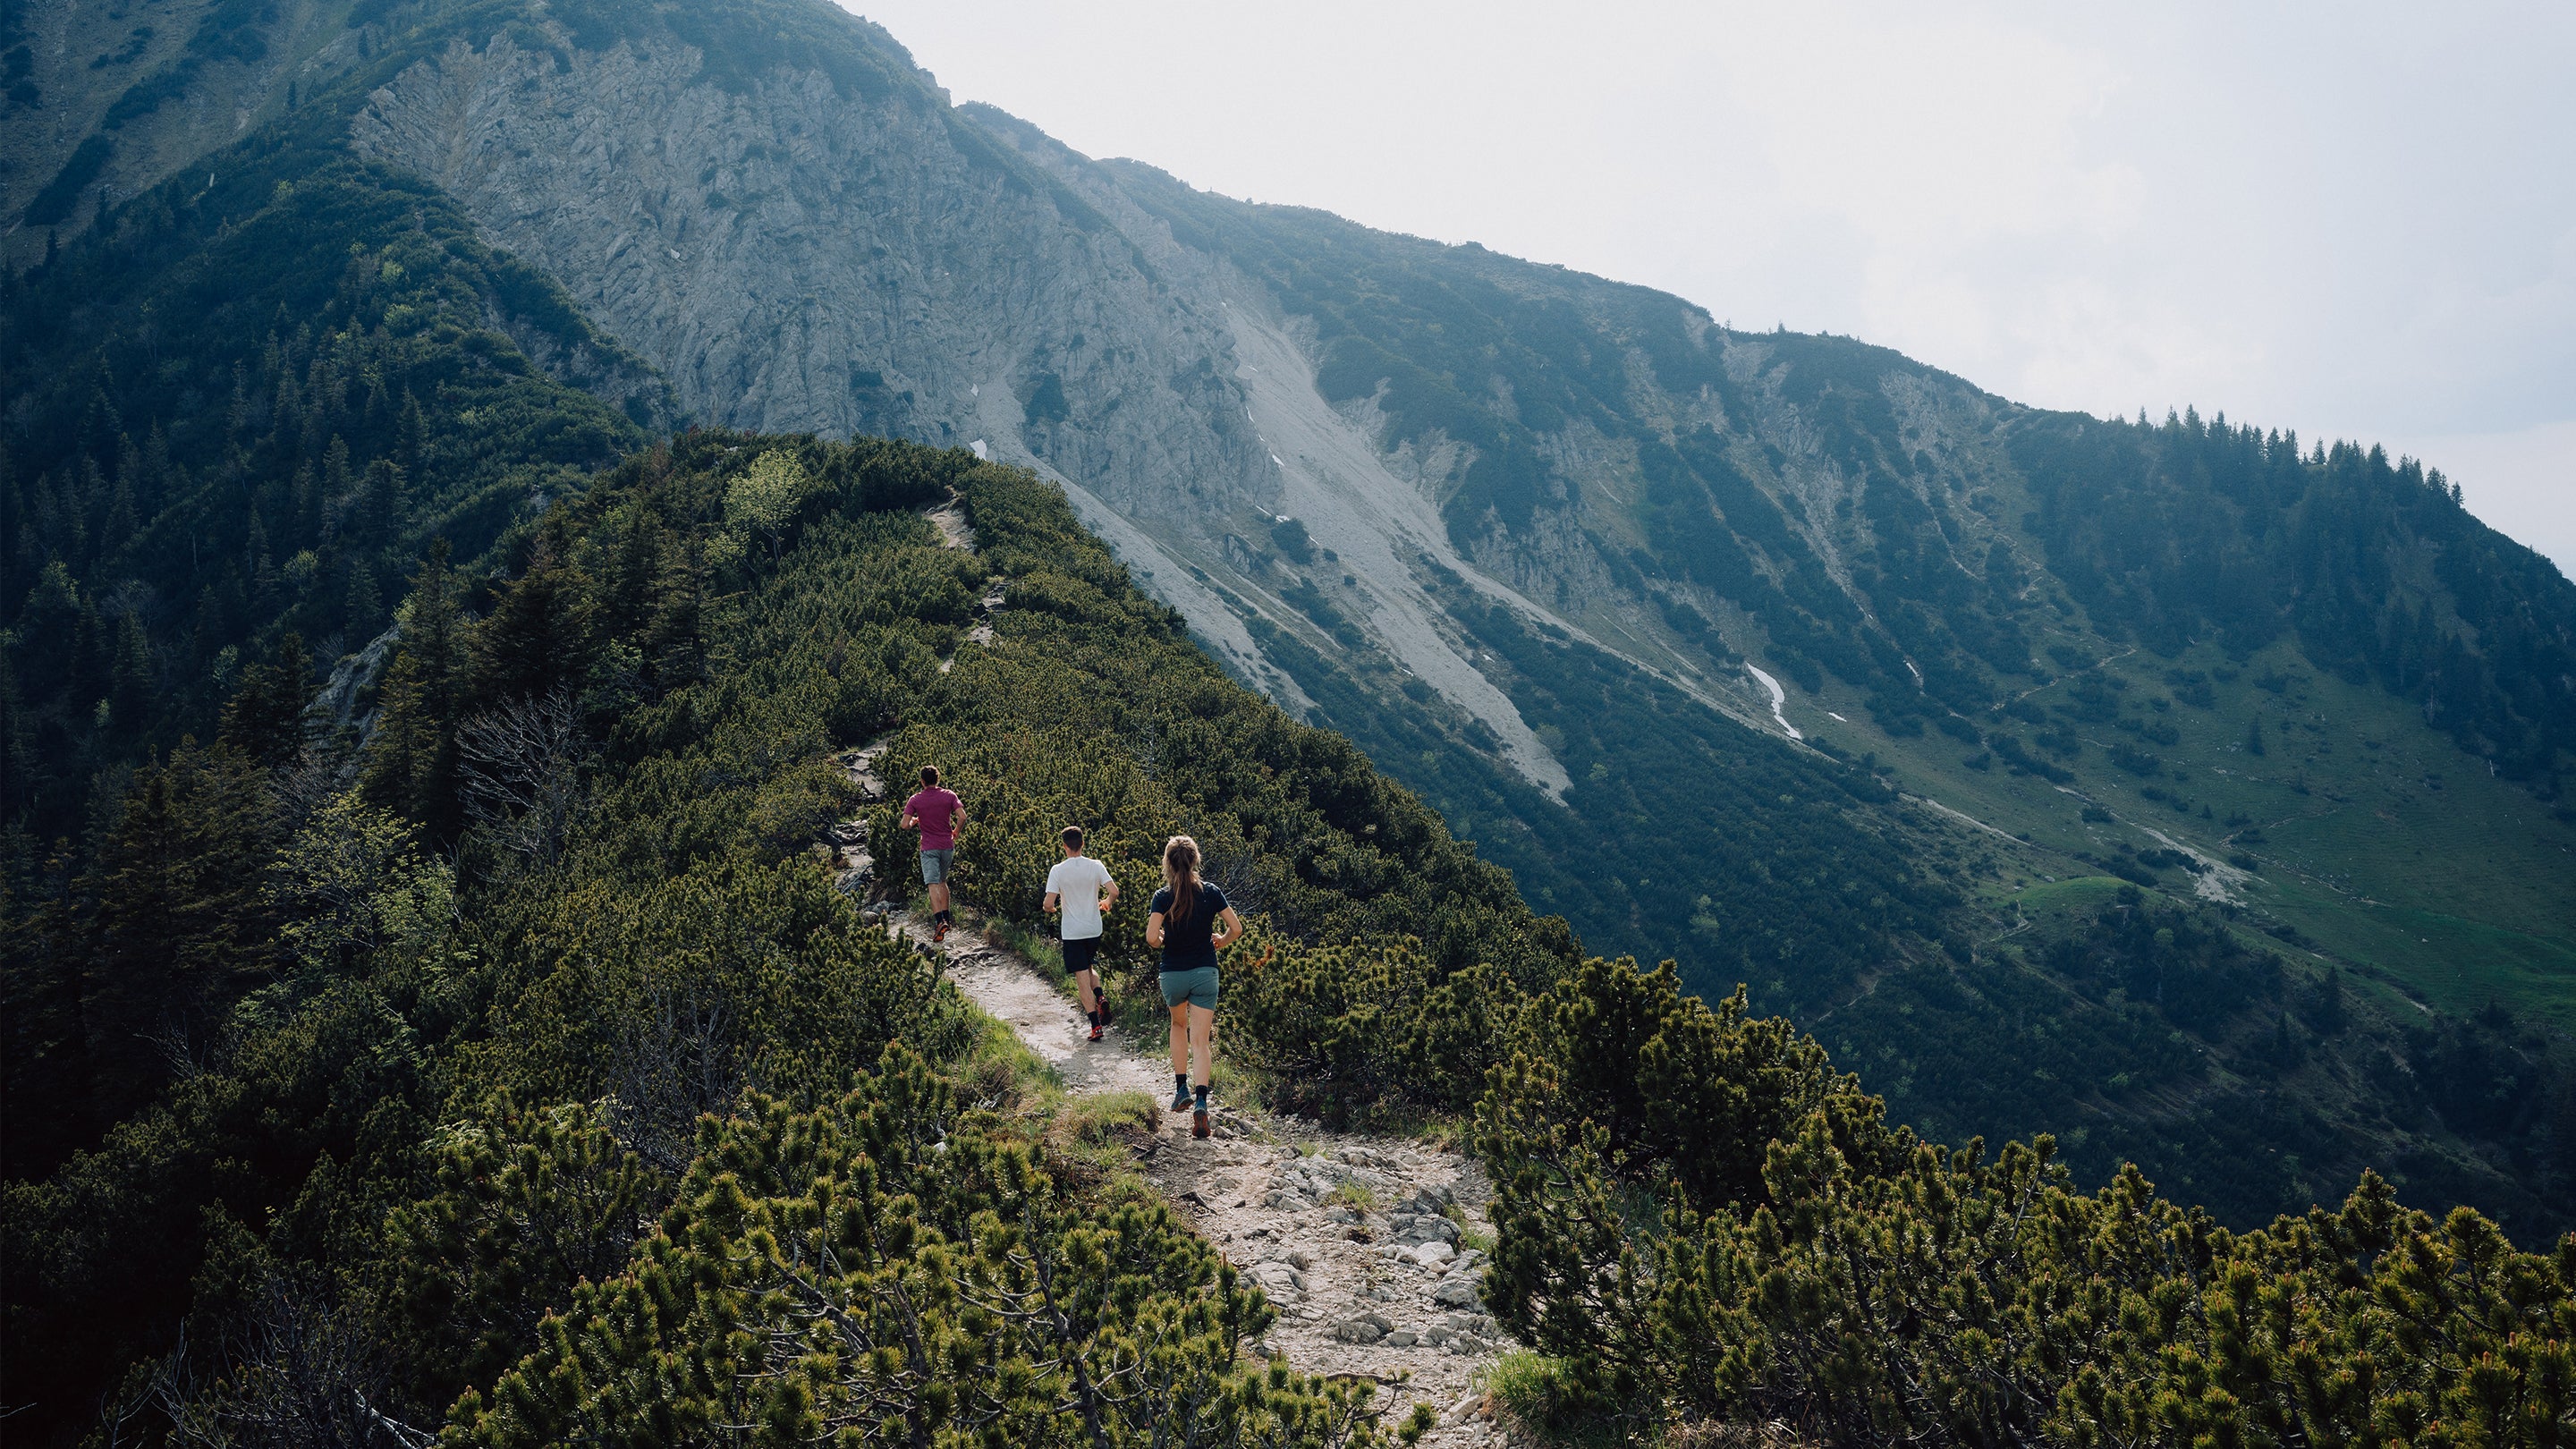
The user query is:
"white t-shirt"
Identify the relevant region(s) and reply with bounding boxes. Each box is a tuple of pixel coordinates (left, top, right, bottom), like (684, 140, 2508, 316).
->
(1046, 855, 1114, 940)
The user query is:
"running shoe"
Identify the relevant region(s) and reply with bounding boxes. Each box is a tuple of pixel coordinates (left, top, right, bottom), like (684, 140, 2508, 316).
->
(932, 919, 947, 943)
(1172, 1085, 1193, 1111)
(1088, 1021, 1104, 1042)
(1192, 1107, 1211, 1140)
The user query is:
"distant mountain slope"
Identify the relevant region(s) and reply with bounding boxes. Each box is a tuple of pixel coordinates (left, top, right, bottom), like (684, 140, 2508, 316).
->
(6, 0, 2572, 1235)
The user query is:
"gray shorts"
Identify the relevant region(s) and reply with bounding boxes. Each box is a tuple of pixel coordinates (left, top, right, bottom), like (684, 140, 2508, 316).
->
(1160, 966, 1219, 1011)
(919, 849, 954, 885)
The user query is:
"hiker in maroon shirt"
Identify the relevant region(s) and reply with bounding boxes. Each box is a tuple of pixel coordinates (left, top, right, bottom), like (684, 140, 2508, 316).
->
(901, 765, 965, 943)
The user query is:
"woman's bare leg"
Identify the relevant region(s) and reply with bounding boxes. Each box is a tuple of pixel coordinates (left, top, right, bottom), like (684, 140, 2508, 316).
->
(1187, 1005, 1216, 1087)
(1169, 1003, 1191, 1075)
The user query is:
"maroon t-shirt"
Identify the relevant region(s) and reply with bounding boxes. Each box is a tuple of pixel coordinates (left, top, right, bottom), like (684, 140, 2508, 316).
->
(905, 787, 962, 850)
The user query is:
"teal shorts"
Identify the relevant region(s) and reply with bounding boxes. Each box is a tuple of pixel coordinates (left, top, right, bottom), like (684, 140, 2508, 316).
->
(1159, 966, 1219, 1010)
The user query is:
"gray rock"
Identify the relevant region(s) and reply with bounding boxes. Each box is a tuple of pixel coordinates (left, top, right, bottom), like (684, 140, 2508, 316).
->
(351, 34, 1271, 525)
(1333, 1312, 1391, 1344)
(1432, 1278, 1484, 1309)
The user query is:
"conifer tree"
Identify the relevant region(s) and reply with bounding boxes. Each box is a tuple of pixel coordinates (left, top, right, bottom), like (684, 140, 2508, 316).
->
(81, 743, 277, 1120)
(107, 613, 150, 735)
(360, 544, 466, 833)
(218, 632, 315, 770)
(469, 534, 594, 703)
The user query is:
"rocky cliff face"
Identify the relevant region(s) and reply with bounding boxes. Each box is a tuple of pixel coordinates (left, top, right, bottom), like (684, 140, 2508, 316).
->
(335, 10, 2055, 795)
(350, 32, 1268, 509)
(0, 0, 2255, 814)
(343, 19, 1619, 788)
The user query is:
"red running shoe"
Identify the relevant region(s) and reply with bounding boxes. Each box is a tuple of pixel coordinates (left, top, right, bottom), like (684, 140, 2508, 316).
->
(1192, 1107, 1211, 1139)
(932, 919, 948, 943)
(1088, 1021, 1104, 1042)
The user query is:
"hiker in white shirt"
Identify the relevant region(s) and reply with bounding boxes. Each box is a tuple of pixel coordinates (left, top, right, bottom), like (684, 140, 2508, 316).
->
(1043, 825, 1121, 1041)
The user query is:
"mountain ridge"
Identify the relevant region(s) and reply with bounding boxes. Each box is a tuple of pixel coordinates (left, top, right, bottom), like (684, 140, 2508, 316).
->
(6, 0, 2572, 1240)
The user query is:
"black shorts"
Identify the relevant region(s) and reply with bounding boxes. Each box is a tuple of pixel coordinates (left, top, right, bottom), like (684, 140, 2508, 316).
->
(1061, 936, 1101, 973)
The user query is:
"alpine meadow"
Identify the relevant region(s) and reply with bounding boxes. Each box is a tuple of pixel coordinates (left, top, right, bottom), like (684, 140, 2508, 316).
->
(3, 3, 2572, 1447)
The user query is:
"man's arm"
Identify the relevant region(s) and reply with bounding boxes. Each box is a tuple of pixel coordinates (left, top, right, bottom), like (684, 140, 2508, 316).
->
(1099, 871, 1120, 913)
(1043, 890, 1061, 913)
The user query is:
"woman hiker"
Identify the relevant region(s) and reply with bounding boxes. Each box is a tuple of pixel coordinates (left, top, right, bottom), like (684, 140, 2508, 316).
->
(1043, 825, 1120, 1041)
(1147, 834, 1239, 1139)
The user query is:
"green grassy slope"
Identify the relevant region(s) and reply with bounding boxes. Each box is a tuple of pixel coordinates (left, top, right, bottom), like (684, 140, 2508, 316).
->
(1082, 159, 2576, 1233)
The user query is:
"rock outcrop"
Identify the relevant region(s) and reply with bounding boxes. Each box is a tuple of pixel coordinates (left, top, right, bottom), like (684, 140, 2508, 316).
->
(350, 31, 1273, 523)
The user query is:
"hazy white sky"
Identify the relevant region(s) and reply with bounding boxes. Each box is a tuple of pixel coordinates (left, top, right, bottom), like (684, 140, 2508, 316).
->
(847, 2, 2576, 572)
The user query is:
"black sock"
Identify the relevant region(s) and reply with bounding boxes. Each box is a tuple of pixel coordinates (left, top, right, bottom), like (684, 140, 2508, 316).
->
(1193, 1083, 1209, 1109)
(1174, 1073, 1189, 1097)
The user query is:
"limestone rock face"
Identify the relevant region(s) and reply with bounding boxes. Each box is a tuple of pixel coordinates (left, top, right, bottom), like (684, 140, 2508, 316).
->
(337, 16, 1624, 793)
(350, 31, 1273, 523)
(336, 4, 2018, 804)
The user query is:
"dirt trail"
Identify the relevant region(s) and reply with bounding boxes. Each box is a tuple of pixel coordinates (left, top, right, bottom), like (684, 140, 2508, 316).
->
(887, 911, 1515, 1445)
(816, 501, 1520, 1445)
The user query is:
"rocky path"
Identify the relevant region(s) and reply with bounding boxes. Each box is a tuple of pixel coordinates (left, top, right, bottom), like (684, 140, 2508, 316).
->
(892, 912, 1513, 1445)
(818, 498, 1516, 1445)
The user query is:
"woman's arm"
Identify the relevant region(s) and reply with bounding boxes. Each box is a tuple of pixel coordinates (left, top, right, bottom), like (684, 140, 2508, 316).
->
(1212, 907, 1244, 952)
(1146, 911, 1166, 948)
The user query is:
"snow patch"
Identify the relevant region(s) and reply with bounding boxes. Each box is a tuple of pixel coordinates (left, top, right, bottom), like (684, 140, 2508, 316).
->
(1745, 665, 1802, 740)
